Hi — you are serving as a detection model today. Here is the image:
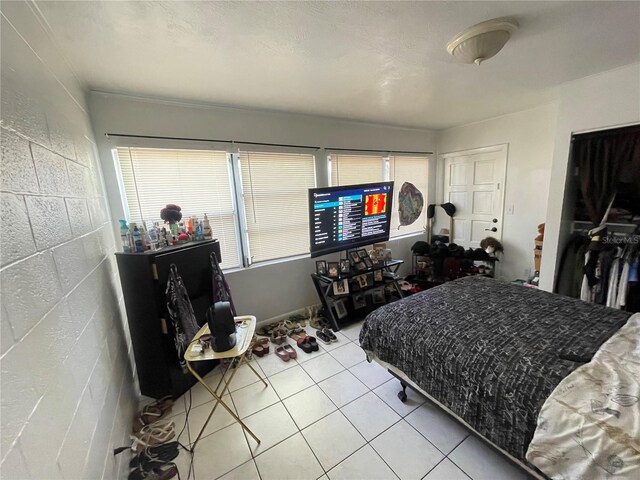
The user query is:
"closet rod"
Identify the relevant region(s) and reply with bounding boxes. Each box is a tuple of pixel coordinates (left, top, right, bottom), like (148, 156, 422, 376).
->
(327, 147, 433, 155)
(104, 133, 321, 150)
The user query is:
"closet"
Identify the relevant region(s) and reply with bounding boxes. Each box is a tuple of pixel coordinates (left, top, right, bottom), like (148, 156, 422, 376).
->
(555, 124, 640, 312)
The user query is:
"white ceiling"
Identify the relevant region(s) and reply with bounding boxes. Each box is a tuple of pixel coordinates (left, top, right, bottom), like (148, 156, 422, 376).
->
(35, 1, 640, 130)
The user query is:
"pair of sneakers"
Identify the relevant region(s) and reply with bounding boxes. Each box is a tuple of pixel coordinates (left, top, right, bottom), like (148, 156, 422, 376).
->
(316, 328, 338, 345)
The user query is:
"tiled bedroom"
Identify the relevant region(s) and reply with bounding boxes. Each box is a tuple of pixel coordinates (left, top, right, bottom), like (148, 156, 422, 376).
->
(163, 320, 530, 480)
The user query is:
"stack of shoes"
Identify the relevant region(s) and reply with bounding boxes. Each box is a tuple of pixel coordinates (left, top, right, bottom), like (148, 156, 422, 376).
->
(249, 335, 270, 357)
(129, 442, 180, 480)
(288, 328, 319, 354)
(133, 396, 173, 433)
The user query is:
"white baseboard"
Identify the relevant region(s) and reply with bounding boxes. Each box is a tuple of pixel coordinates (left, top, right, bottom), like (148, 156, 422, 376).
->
(256, 303, 322, 327)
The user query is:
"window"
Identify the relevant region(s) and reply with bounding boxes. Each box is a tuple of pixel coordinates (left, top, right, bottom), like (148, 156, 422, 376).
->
(115, 147, 242, 267)
(239, 150, 316, 263)
(330, 153, 429, 238)
(389, 155, 429, 237)
(330, 154, 385, 186)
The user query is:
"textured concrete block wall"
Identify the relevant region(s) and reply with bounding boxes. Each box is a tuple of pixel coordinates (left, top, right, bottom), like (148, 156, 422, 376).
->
(0, 3, 136, 478)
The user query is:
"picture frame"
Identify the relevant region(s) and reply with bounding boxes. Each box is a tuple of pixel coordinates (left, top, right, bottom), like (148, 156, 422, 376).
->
(327, 262, 340, 278)
(357, 249, 369, 260)
(334, 299, 348, 319)
(356, 261, 367, 272)
(316, 260, 327, 276)
(349, 250, 360, 265)
(333, 279, 349, 296)
(371, 287, 386, 304)
(374, 269, 383, 282)
(340, 259, 351, 274)
(352, 293, 367, 309)
(349, 279, 361, 292)
(363, 257, 373, 269)
(356, 274, 368, 289)
(365, 272, 374, 286)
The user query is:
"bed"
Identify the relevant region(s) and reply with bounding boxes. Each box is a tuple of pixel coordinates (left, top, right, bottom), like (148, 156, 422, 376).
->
(359, 276, 638, 479)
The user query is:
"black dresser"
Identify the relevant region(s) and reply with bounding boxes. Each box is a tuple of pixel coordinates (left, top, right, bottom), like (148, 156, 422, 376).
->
(115, 240, 221, 399)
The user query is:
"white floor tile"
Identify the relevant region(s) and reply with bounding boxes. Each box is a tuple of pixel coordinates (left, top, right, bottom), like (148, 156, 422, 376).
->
(218, 459, 261, 480)
(329, 342, 367, 369)
(405, 400, 470, 454)
(192, 423, 252, 479)
(341, 391, 401, 441)
(349, 360, 393, 390)
(339, 321, 363, 342)
(173, 449, 195, 479)
(300, 352, 345, 383)
(269, 364, 315, 399)
(255, 349, 298, 377)
(227, 362, 265, 392)
(302, 411, 366, 471)
(423, 458, 470, 480)
(242, 402, 299, 456)
(185, 397, 236, 444)
(373, 379, 425, 417)
(327, 444, 398, 480)
(318, 370, 368, 408)
(371, 420, 443, 480)
(230, 381, 279, 418)
(184, 373, 225, 409)
(448, 435, 530, 480)
(317, 331, 351, 352)
(283, 385, 337, 430)
(254, 432, 324, 480)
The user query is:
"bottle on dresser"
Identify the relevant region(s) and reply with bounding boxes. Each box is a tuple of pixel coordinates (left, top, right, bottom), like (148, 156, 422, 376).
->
(203, 213, 212, 240)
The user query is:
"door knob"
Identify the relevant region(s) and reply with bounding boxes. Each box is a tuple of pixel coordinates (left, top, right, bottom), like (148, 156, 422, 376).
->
(492, 218, 498, 223)
(485, 227, 497, 232)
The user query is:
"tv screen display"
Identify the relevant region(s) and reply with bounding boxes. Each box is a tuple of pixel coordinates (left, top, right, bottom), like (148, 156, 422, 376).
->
(309, 181, 394, 258)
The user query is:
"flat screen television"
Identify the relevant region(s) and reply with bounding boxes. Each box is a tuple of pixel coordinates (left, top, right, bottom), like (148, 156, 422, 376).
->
(309, 181, 394, 258)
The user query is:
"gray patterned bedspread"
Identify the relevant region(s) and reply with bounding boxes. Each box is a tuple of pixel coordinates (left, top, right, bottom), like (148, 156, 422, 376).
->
(359, 276, 631, 462)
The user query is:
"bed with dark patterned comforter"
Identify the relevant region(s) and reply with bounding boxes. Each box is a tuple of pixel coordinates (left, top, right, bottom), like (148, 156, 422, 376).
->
(359, 276, 631, 465)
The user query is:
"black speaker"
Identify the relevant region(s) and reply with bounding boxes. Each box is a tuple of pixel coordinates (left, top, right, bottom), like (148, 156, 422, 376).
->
(206, 301, 237, 352)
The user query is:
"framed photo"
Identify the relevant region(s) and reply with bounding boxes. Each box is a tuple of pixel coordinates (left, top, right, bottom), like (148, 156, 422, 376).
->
(357, 249, 369, 260)
(333, 279, 349, 296)
(363, 257, 373, 269)
(349, 250, 360, 265)
(365, 272, 374, 286)
(334, 299, 348, 319)
(356, 261, 367, 272)
(349, 279, 361, 292)
(371, 287, 386, 304)
(356, 274, 368, 289)
(316, 260, 327, 276)
(327, 262, 340, 278)
(352, 293, 367, 309)
(374, 269, 383, 282)
(340, 259, 351, 274)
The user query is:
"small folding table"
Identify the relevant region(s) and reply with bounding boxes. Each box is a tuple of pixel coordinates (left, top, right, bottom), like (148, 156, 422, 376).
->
(184, 315, 265, 450)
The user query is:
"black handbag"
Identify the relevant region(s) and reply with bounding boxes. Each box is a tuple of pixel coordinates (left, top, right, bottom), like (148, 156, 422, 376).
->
(166, 264, 200, 371)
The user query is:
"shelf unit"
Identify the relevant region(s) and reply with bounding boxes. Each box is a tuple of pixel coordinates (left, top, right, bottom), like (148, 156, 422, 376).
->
(311, 259, 404, 331)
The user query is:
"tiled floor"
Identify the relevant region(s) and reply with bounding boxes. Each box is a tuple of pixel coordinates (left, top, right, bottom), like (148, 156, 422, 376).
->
(161, 320, 533, 480)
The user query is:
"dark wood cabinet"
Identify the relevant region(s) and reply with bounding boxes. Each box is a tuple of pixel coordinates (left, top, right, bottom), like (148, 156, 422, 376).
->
(115, 240, 221, 399)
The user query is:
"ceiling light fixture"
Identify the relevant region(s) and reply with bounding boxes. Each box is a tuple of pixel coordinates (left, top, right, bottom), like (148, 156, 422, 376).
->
(446, 17, 519, 66)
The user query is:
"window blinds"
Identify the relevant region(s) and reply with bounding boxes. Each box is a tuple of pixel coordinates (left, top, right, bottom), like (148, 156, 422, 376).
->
(330, 154, 384, 186)
(115, 147, 242, 267)
(239, 150, 316, 264)
(389, 155, 429, 237)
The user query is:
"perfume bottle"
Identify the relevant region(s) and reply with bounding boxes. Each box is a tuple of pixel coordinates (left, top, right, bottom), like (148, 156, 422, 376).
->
(195, 220, 204, 241)
(119, 220, 130, 253)
(132, 226, 144, 253)
(203, 213, 212, 240)
(148, 222, 159, 251)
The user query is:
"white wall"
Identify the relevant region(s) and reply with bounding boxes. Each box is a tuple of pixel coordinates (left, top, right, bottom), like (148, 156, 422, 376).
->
(539, 63, 640, 291)
(0, 3, 135, 479)
(436, 103, 558, 282)
(89, 92, 436, 321)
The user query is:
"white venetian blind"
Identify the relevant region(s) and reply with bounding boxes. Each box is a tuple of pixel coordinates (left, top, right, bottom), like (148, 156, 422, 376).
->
(239, 150, 316, 263)
(116, 147, 241, 267)
(389, 155, 430, 237)
(330, 154, 384, 186)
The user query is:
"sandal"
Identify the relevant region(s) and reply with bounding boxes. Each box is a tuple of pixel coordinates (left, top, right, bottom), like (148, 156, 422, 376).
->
(131, 420, 175, 453)
(283, 344, 297, 360)
(129, 442, 179, 469)
(271, 327, 287, 345)
(296, 337, 314, 354)
(251, 337, 270, 357)
(133, 396, 174, 432)
(129, 462, 179, 480)
(275, 346, 291, 362)
(306, 336, 320, 352)
(288, 328, 307, 342)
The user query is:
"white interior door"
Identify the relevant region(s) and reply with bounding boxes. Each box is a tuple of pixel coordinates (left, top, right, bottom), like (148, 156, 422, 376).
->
(442, 145, 507, 248)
